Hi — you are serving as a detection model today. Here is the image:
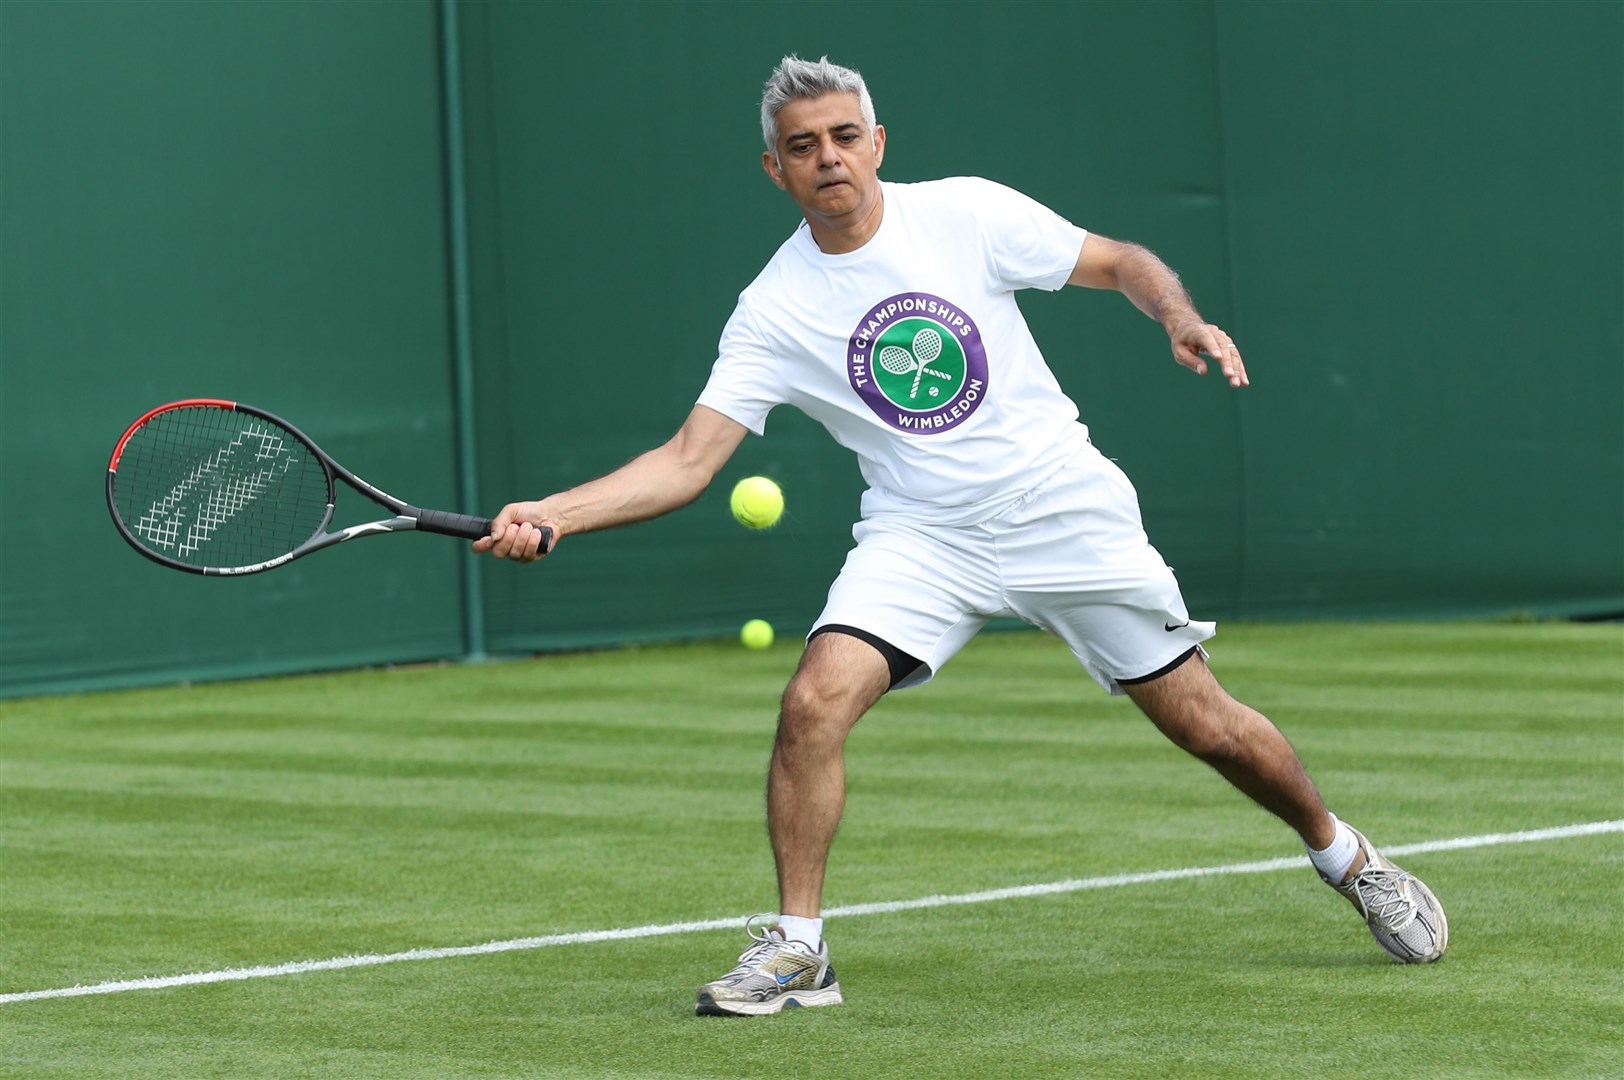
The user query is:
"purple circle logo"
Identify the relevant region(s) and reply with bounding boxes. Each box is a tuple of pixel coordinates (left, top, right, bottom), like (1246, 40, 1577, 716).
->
(848, 293, 988, 433)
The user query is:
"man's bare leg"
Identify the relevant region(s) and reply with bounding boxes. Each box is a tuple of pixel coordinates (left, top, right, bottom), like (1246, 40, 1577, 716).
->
(1123, 651, 1341, 852)
(693, 632, 893, 1015)
(768, 632, 893, 918)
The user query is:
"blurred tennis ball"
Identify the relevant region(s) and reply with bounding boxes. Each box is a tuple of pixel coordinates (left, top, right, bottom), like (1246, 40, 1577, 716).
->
(730, 476, 784, 529)
(740, 619, 774, 650)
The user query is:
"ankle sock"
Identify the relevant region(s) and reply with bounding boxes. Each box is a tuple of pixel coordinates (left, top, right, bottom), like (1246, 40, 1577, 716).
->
(1306, 815, 1360, 881)
(777, 914, 823, 950)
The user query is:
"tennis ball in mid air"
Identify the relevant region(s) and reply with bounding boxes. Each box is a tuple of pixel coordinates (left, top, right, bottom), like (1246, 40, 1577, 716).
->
(730, 476, 784, 529)
(740, 619, 774, 650)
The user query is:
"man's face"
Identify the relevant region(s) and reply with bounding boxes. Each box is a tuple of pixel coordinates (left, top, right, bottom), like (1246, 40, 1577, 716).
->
(762, 92, 886, 226)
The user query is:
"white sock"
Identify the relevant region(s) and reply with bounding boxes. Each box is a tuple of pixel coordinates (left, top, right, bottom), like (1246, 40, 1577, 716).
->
(1306, 814, 1360, 881)
(777, 914, 823, 950)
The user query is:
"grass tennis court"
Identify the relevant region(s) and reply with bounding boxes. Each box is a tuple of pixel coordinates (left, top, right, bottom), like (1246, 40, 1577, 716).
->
(3, 621, 1620, 1078)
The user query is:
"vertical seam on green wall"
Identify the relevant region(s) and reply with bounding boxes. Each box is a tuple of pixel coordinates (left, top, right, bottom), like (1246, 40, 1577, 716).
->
(1208, 0, 1250, 619)
(437, 0, 488, 660)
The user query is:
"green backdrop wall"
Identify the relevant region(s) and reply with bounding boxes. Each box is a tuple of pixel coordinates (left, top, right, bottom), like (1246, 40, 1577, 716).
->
(2, 0, 1619, 697)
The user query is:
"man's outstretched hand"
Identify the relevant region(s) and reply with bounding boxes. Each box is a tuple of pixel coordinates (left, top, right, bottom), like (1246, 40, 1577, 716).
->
(1170, 321, 1248, 388)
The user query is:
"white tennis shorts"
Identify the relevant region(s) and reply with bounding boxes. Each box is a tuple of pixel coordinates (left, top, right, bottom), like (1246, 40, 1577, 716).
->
(813, 444, 1215, 694)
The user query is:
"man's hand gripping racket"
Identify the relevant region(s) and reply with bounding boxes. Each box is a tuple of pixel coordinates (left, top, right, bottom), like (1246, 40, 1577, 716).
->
(473, 504, 558, 564)
(106, 399, 551, 575)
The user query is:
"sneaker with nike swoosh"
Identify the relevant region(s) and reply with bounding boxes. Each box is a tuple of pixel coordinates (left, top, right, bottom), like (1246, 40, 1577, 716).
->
(695, 914, 842, 1016)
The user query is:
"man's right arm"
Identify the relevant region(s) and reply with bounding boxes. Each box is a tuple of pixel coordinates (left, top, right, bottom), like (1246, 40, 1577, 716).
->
(473, 404, 749, 563)
(1069, 234, 1248, 388)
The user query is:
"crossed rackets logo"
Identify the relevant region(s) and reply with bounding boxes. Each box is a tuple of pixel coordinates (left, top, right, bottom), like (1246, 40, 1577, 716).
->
(871, 318, 966, 410)
(877, 327, 955, 399)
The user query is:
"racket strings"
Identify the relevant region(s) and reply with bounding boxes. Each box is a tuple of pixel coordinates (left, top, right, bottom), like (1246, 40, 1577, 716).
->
(113, 407, 329, 569)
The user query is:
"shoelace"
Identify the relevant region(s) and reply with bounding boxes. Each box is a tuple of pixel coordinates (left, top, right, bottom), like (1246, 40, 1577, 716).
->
(718, 914, 787, 979)
(1346, 865, 1419, 930)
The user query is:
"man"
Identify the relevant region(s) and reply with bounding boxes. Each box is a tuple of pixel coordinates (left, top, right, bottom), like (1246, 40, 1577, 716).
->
(475, 55, 1447, 1017)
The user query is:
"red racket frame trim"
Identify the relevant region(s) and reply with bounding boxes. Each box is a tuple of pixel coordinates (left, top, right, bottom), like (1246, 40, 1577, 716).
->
(107, 399, 239, 472)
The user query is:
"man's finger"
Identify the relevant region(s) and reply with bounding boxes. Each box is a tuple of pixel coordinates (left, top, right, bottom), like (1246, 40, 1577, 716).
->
(472, 509, 505, 554)
(487, 522, 513, 560)
(475, 507, 520, 558)
(1173, 342, 1208, 374)
(515, 522, 543, 563)
(1219, 341, 1248, 387)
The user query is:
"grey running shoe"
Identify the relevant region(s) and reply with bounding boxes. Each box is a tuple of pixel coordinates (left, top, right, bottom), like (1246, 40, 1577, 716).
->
(1326, 827, 1448, 963)
(695, 914, 842, 1016)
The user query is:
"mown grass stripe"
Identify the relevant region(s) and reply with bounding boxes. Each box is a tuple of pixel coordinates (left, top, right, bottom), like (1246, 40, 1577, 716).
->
(4, 817, 1617, 1006)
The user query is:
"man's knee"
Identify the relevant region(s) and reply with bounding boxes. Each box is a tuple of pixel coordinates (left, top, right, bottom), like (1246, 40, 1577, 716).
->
(779, 634, 892, 729)
(777, 672, 861, 747)
(780, 674, 836, 726)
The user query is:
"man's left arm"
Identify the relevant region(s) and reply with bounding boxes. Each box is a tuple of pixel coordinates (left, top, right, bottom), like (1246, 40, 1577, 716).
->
(1068, 234, 1248, 388)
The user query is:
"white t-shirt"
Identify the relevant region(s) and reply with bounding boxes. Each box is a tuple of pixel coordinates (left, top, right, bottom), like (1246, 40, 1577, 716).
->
(697, 176, 1092, 525)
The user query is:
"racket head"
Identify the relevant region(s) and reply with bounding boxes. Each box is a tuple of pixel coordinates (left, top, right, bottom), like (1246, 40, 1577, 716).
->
(877, 345, 915, 375)
(912, 327, 943, 363)
(106, 400, 336, 575)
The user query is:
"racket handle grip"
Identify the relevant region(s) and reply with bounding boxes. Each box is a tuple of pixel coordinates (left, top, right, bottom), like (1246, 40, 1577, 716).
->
(413, 509, 555, 554)
(414, 508, 494, 540)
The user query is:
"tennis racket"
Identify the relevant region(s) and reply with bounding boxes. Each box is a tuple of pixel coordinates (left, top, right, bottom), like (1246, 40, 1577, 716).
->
(106, 399, 545, 576)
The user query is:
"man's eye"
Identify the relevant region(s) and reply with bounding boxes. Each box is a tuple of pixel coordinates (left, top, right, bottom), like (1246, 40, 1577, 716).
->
(837, 134, 858, 144)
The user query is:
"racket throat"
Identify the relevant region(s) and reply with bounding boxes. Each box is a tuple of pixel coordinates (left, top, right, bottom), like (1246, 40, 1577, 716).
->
(337, 516, 419, 541)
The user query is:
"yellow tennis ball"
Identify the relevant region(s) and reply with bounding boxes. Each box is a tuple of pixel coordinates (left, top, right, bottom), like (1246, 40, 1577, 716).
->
(730, 476, 784, 529)
(740, 619, 774, 650)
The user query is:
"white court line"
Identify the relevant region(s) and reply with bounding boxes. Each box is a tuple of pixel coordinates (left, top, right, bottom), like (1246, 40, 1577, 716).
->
(4, 818, 1618, 1006)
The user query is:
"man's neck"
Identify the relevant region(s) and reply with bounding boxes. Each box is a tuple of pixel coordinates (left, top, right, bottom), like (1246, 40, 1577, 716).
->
(806, 189, 885, 255)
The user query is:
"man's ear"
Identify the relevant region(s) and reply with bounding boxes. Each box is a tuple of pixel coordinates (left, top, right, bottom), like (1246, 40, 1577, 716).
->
(873, 124, 886, 169)
(761, 150, 787, 191)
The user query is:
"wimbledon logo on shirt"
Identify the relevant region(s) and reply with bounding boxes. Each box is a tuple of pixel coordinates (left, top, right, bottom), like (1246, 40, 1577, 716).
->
(847, 292, 988, 434)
